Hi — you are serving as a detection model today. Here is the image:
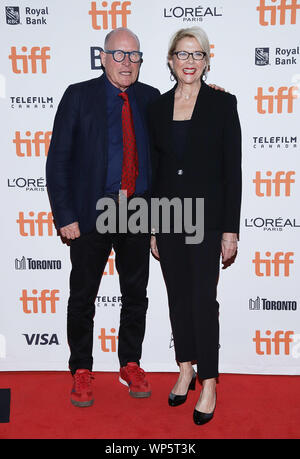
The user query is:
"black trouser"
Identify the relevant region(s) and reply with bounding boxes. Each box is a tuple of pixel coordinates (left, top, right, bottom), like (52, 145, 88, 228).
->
(67, 228, 150, 374)
(156, 230, 222, 380)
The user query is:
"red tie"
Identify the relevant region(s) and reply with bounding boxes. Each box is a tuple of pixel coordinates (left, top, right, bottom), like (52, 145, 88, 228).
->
(118, 91, 138, 197)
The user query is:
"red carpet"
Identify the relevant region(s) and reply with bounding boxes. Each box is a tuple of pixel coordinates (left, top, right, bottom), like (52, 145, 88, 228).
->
(0, 372, 299, 439)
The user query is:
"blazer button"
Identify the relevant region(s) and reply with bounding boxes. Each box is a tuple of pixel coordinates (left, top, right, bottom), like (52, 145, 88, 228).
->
(177, 169, 183, 175)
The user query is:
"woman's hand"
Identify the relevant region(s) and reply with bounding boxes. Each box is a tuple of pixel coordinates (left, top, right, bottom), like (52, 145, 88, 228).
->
(150, 235, 160, 259)
(221, 232, 238, 265)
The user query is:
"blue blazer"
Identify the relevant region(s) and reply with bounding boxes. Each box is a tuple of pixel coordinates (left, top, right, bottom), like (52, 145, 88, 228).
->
(46, 74, 160, 234)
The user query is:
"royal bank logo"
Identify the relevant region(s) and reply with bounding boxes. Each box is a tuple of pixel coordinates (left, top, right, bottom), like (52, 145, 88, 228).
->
(5, 6, 49, 25)
(255, 47, 270, 65)
(5, 6, 20, 24)
(255, 46, 300, 66)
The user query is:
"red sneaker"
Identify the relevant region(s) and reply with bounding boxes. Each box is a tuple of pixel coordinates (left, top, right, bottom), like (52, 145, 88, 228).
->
(71, 369, 94, 407)
(119, 362, 151, 398)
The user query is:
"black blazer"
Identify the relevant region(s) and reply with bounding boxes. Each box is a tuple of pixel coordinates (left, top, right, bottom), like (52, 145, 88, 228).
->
(46, 74, 160, 234)
(148, 81, 242, 234)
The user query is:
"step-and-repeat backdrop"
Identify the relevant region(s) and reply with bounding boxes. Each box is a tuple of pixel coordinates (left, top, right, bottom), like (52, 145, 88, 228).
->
(1, 0, 299, 374)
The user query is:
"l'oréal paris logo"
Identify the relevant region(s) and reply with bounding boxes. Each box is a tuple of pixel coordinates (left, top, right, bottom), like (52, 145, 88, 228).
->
(163, 5, 223, 22)
(245, 216, 300, 231)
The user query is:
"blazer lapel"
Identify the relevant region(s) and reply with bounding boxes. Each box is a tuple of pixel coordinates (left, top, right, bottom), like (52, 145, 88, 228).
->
(159, 86, 176, 156)
(184, 81, 213, 158)
(92, 73, 108, 148)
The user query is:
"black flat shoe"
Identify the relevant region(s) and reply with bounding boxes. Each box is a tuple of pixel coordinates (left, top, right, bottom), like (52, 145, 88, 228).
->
(168, 371, 197, 407)
(193, 393, 216, 425)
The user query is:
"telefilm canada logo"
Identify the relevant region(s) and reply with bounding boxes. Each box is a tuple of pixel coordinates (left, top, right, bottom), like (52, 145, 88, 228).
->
(10, 95, 54, 110)
(252, 135, 298, 149)
(5, 6, 49, 25)
(255, 46, 299, 66)
(95, 295, 122, 308)
(163, 5, 223, 22)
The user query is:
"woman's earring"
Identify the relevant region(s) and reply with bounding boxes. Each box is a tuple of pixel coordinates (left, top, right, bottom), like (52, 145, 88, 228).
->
(170, 73, 175, 81)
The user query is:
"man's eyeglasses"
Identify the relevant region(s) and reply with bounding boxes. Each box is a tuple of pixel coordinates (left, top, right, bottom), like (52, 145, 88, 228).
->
(103, 49, 143, 63)
(173, 51, 206, 61)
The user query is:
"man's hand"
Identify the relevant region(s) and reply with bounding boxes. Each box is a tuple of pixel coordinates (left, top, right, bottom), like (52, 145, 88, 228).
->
(209, 84, 225, 92)
(60, 221, 80, 240)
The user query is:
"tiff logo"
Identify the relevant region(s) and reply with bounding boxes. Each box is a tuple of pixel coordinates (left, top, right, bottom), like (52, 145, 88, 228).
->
(17, 211, 54, 236)
(104, 250, 115, 275)
(253, 330, 294, 354)
(89, 1, 131, 29)
(98, 328, 118, 352)
(9, 46, 50, 74)
(253, 171, 295, 196)
(252, 251, 294, 276)
(257, 0, 300, 25)
(255, 86, 298, 113)
(20, 289, 60, 313)
(13, 131, 51, 157)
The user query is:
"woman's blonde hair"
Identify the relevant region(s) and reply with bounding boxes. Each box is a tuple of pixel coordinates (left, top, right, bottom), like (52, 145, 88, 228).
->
(168, 26, 211, 79)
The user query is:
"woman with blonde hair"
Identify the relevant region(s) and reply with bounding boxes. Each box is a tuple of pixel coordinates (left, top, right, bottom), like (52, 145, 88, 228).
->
(149, 27, 242, 425)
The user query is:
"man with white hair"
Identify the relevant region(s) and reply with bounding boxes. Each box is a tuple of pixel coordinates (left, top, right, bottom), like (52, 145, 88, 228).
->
(46, 27, 160, 406)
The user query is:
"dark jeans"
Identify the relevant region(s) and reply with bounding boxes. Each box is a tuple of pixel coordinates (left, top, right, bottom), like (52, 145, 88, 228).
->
(67, 228, 150, 374)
